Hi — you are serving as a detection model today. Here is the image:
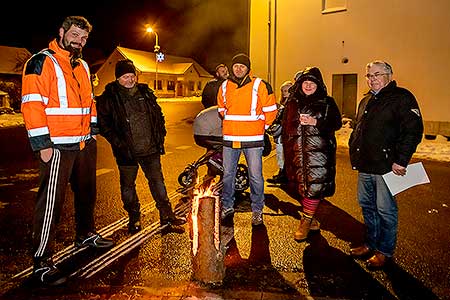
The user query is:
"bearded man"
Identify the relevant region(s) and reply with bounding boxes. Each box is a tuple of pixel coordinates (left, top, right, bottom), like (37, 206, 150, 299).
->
(21, 16, 114, 287)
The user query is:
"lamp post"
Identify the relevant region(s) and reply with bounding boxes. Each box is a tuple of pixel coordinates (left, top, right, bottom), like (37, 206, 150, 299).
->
(146, 26, 160, 94)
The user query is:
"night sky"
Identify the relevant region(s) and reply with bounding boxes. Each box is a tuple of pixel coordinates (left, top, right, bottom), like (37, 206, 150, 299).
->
(0, 0, 249, 73)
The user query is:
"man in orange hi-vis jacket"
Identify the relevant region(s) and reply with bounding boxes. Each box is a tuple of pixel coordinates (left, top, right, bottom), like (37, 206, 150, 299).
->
(21, 16, 114, 287)
(217, 53, 277, 226)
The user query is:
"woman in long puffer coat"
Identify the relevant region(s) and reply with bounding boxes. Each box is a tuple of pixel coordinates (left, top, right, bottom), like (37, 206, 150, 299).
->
(281, 67, 342, 241)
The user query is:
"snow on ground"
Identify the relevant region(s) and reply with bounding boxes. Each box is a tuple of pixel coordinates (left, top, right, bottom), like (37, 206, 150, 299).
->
(0, 112, 24, 128)
(1, 110, 449, 163)
(337, 126, 450, 163)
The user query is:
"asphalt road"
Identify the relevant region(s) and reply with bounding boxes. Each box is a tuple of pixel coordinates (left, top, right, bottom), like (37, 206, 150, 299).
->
(0, 100, 449, 300)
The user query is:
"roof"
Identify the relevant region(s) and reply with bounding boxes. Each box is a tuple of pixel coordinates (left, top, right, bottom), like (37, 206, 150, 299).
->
(116, 46, 212, 78)
(0, 45, 32, 75)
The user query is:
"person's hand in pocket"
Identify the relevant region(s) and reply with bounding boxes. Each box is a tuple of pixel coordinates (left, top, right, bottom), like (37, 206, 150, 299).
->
(40, 148, 53, 163)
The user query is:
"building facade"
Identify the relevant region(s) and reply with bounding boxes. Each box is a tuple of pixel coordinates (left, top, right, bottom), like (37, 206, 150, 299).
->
(249, 0, 450, 136)
(94, 46, 213, 98)
(0, 46, 31, 109)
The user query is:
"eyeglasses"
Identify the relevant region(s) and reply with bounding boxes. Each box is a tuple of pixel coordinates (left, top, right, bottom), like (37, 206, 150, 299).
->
(365, 73, 389, 80)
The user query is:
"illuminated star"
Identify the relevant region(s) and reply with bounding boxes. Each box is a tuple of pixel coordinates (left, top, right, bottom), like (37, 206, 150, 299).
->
(156, 52, 165, 62)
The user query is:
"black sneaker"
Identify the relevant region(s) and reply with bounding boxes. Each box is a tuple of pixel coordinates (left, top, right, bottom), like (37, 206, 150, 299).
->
(161, 216, 187, 226)
(33, 257, 67, 286)
(128, 220, 142, 234)
(75, 232, 115, 248)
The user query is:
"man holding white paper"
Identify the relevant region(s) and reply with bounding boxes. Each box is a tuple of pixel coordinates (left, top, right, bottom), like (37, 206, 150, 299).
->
(348, 61, 423, 268)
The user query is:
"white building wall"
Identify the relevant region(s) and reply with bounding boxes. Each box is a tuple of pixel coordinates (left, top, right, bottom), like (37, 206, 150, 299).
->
(250, 0, 450, 135)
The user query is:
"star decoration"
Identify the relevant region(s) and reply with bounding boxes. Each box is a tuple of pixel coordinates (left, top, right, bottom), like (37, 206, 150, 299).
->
(156, 52, 165, 62)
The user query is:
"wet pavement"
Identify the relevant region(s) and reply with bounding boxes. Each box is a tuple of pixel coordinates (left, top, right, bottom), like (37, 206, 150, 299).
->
(1, 110, 449, 300)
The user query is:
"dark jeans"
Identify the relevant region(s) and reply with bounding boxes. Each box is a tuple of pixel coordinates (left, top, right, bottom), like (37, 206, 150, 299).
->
(118, 153, 175, 222)
(357, 172, 398, 257)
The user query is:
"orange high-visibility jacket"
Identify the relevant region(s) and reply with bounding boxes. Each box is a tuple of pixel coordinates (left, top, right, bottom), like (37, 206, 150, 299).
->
(21, 39, 97, 151)
(217, 74, 277, 148)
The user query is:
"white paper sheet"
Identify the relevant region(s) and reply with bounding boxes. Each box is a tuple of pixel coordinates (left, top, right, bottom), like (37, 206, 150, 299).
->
(382, 162, 430, 196)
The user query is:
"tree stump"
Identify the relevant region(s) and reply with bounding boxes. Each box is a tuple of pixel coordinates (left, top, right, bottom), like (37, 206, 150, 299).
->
(190, 195, 225, 285)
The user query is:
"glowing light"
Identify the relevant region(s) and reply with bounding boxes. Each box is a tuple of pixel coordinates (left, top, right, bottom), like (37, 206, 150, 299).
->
(156, 52, 165, 62)
(191, 180, 220, 255)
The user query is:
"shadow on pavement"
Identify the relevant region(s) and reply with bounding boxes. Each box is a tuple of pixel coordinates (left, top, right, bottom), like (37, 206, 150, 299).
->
(264, 193, 302, 220)
(223, 223, 303, 298)
(384, 261, 441, 300)
(307, 198, 439, 299)
(0, 245, 137, 300)
(270, 182, 441, 299)
(304, 233, 394, 299)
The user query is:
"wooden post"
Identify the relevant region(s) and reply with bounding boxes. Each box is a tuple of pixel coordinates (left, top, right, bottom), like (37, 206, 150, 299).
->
(190, 195, 225, 285)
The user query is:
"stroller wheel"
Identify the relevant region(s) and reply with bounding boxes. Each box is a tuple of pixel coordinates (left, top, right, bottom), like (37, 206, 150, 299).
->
(178, 169, 198, 187)
(235, 163, 250, 192)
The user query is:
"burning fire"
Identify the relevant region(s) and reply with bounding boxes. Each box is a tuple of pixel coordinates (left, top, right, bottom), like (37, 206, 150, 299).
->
(191, 180, 220, 255)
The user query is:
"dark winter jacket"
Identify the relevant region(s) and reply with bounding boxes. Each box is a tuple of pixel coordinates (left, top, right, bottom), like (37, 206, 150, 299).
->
(282, 67, 342, 199)
(348, 80, 423, 174)
(96, 82, 166, 165)
(201, 78, 225, 108)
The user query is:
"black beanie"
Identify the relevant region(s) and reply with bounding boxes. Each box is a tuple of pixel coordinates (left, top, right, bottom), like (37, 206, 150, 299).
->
(215, 63, 226, 72)
(231, 53, 251, 69)
(115, 59, 136, 79)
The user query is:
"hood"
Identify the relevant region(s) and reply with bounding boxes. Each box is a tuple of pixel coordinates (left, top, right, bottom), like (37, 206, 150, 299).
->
(293, 66, 327, 99)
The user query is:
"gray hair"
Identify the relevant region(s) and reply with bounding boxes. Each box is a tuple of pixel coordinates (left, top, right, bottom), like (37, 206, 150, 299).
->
(366, 60, 393, 74)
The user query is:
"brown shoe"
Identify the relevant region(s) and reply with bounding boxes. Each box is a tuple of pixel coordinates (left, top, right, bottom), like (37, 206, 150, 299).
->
(294, 218, 311, 242)
(366, 252, 388, 268)
(350, 245, 371, 257)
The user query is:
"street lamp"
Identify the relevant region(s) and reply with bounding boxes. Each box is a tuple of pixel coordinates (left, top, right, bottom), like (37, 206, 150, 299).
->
(146, 26, 160, 94)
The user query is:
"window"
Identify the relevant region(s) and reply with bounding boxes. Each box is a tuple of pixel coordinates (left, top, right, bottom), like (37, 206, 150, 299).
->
(153, 80, 162, 90)
(167, 80, 175, 91)
(188, 81, 195, 91)
(322, 0, 347, 14)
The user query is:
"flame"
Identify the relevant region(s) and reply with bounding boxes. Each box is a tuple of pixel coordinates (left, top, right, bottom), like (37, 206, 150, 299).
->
(191, 180, 220, 256)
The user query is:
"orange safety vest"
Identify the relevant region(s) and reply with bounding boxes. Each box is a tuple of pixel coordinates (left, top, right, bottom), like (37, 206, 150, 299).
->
(21, 39, 96, 151)
(217, 75, 277, 148)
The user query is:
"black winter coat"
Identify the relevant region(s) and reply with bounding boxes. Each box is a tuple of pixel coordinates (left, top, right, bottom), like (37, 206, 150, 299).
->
(282, 69, 342, 199)
(96, 82, 166, 165)
(348, 80, 423, 174)
(201, 78, 225, 108)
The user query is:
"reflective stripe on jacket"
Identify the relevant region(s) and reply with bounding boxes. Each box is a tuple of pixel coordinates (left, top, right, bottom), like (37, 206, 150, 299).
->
(21, 39, 96, 151)
(217, 75, 277, 148)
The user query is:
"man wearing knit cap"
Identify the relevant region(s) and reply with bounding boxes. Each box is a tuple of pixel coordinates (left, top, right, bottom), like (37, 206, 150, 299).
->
(201, 63, 229, 108)
(96, 59, 187, 235)
(115, 59, 137, 79)
(217, 53, 277, 226)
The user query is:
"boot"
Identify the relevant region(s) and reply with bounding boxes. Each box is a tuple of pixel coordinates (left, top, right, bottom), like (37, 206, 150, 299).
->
(128, 213, 142, 234)
(267, 168, 288, 184)
(294, 218, 311, 242)
(128, 220, 142, 234)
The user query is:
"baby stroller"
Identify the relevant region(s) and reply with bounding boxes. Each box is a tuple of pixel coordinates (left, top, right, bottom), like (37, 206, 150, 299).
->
(177, 145, 250, 195)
